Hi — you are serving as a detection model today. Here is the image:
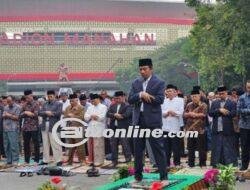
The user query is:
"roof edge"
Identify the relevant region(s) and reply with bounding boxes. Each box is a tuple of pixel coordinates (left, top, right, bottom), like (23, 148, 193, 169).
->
(0, 15, 194, 25)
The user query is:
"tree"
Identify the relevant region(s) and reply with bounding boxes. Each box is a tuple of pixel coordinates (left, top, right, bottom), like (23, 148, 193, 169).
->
(186, 0, 250, 88)
(116, 0, 250, 93)
(116, 38, 198, 94)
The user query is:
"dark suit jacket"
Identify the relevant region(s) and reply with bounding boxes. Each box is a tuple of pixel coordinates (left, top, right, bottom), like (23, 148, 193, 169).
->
(209, 98, 236, 135)
(128, 74, 165, 127)
(38, 100, 62, 132)
(0, 105, 3, 132)
(107, 102, 132, 129)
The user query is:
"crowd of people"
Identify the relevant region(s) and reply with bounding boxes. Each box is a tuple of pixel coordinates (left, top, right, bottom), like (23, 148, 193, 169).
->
(0, 60, 249, 184)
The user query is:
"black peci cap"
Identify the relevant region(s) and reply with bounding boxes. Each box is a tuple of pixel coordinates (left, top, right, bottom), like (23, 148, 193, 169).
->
(139, 58, 152, 67)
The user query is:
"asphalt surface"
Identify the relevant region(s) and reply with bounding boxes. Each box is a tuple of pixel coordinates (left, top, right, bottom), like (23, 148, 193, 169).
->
(0, 172, 110, 190)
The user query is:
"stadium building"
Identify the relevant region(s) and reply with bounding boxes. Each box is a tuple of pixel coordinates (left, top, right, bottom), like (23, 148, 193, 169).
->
(0, 0, 195, 95)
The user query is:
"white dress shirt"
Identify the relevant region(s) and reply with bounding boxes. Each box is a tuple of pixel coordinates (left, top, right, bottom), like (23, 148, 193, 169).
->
(140, 75, 152, 112)
(60, 99, 71, 112)
(84, 103, 108, 137)
(161, 97, 184, 133)
(177, 97, 185, 127)
(60, 99, 71, 127)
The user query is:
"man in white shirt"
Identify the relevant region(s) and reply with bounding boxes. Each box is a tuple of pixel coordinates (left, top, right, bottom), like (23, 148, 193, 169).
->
(161, 84, 184, 167)
(84, 94, 107, 166)
(59, 92, 71, 153)
(59, 92, 71, 113)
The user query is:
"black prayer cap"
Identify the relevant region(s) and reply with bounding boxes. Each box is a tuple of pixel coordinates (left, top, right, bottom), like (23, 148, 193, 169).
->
(139, 58, 152, 67)
(193, 86, 201, 91)
(114, 91, 125, 97)
(191, 89, 200, 95)
(217, 85, 227, 92)
(47, 90, 55, 95)
(166, 84, 175, 90)
(90, 93, 100, 100)
(24, 89, 32, 96)
(79, 94, 87, 100)
(69, 93, 78, 99)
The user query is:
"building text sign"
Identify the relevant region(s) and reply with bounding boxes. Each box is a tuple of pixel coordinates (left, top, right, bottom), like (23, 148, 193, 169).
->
(0, 32, 156, 46)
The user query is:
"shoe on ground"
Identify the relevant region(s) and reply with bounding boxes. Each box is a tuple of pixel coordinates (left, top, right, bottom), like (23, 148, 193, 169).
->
(240, 167, 248, 171)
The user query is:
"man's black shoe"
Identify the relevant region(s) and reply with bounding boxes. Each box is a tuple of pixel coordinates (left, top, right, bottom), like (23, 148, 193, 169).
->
(240, 167, 248, 171)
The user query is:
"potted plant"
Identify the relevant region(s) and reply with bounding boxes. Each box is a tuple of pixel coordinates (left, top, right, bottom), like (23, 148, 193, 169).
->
(204, 164, 236, 190)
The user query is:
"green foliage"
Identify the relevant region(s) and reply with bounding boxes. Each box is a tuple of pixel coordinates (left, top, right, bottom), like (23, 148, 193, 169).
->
(115, 38, 198, 94)
(116, 0, 249, 93)
(37, 181, 57, 190)
(215, 164, 236, 190)
(115, 59, 139, 93)
(118, 166, 130, 179)
(111, 165, 130, 182)
(186, 0, 250, 88)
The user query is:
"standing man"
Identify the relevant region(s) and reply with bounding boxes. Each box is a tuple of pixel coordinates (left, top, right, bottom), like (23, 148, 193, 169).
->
(107, 91, 132, 167)
(59, 92, 70, 114)
(100, 90, 112, 159)
(2, 96, 21, 166)
(206, 92, 216, 151)
(128, 58, 168, 185)
(184, 89, 207, 168)
(162, 84, 184, 168)
(209, 86, 237, 167)
(59, 91, 71, 152)
(100, 90, 112, 108)
(20, 90, 40, 165)
(84, 94, 107, 166)
(64, 93, 85, 165)
(79, 94, 91, 111)
(39, 90, 63, 166)
(0, 96, 7, 160)
(237, 80, 250, 170)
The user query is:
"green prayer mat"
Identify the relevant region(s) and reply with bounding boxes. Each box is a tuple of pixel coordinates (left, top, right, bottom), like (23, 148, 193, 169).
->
(96, 173, 203, 190)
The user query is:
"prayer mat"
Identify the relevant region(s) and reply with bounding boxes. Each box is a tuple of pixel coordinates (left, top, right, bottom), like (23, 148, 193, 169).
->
(96, 173, 205, 190)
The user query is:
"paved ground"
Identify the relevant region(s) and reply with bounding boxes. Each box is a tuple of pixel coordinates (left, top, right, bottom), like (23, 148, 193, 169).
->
(0, 172, 110, 190)
(0, 172, 250, 190)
